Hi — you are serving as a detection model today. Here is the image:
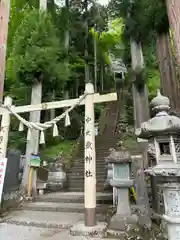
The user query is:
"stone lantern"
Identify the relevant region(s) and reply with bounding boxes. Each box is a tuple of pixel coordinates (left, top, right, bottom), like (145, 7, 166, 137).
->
(136, 90, 180, 240)
(105, 149, 137, 232)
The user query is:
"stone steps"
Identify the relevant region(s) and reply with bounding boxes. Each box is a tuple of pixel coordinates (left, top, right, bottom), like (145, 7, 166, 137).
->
(69, 172, 106, 176)
(72, 157, 108, 160)
(72, 138, 119, 149)
(68, 178, 106, 190)
(20, 202, 111, 215)
(68, 180, 106, 186)
(76, 143, 118, 150)
(68, 185, 106, 191)
(68, 176, 106, 180)
(68, 103, 120, 193)
(25, 192, 113, 215)
(68, 183, 106, 188)
(72, 165, 106, 170)
(4, 210, 107, 230)
(74, 154, 112, 159)
(77, 136, 119, 142)
(76, 147, 117, 152)
(75, 140, 119, 149)
(67, 187, 110, 192)
(68, 179, 106, 184)
(69, 166, 107, 171)
(69, 168, 107, 173)
(68, 176, 106, 182)
(35, 192, 113, 204)
(1, 191, 114, 238)
(71, 162, 107, 166)
(68, 177, 106, 183)
(69, 170, 106, 175)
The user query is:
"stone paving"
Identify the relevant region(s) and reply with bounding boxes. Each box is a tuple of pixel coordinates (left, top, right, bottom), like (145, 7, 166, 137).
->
(0, 192, 117, 240)
(0, 207, 113, 240)
(0, 222, 118, 240)
(0, 213, 109, 240)
(4, 210, 85, 229)
(0, 223, 86, 240)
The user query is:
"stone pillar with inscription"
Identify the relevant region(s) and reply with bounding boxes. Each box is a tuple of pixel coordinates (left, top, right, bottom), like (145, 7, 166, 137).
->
(70, 83, 107, 238)
(136, 90, 180, 240)
(105, 149, 137, 232)
(84, 83, 96, 227)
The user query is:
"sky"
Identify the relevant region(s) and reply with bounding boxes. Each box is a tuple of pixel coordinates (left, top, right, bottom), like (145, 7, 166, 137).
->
(98, 0, 109, 6)
(54, 0, 109, 7)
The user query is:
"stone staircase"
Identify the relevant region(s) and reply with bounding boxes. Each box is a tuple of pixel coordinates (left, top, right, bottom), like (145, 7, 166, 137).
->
(4, 192, 113, 227)
(68, 90, 122, 192)
(0, 191, 124, 240)
(0, 90, 143, 239)
(25, 192, 113, 216)
(67, 135, 120, 192)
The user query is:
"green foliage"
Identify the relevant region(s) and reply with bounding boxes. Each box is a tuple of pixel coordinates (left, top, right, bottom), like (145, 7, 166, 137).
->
(40, 140, 77, 169)
(100, 18, 125, 57)
(5, 0, 121, 156)
(143, 39, 160, 97)
(8, 130, 26, 152)
(8, 0, 39, 56)
(107, 0, 162, 98)
(7, 9, 68, 87)
(40, 140, 75, 159)
(132, 68, 147, 89)
(147, 69, 160, 99)
(108, 0, 169, 43)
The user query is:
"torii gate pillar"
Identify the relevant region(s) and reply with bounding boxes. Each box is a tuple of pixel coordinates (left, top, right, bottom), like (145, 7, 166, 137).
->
(84, 83, 96, 226)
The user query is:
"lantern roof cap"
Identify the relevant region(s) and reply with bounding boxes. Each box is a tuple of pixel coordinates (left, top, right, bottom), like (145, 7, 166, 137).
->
(150, 89, 170, 112)
(136, 90, 180, 138)
(105, 149, 131, 163)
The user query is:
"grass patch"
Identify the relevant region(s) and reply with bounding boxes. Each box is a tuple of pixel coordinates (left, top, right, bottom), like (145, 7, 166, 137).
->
(40, 140, 76, 167)
(123, 133, 138, 151)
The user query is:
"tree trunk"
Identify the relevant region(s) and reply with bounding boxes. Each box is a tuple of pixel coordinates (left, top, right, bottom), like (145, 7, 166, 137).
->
(84, 0, 89, 83)
(94, 26, 97, 92)
(100, 63, 104, 91)
(64, 0, 69, 56)
(22, 81, 42, 194)
(76, 78, 79, 97)
(156, 32, 180, 111)
(130, 39, 151, 229)
(165, 0, 180, 72)
(21, 0, 46, 194)
(63, 90, 69, 136)
(50, 90, 55, 120)
(63, 0, 69, 93)
(131, 40, 149, 126)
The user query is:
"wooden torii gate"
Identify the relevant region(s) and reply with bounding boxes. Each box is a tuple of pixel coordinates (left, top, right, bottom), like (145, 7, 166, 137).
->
(0, 0, 10, 102)
(0, 83, 117, 227)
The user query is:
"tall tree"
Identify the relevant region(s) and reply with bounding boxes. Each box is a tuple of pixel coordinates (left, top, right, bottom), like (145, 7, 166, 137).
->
(8, 0, 38, 56)
(166, 0, 180, 72)
(156, 32, 180, 111)
(7, 9, 68, 190)
(111, 0, 180, 111)
(108, 0, 152, 228)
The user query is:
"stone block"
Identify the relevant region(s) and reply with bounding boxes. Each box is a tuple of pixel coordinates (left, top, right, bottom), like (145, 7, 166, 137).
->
(70, 221, 107, 238)
(108, 214, 137, 232)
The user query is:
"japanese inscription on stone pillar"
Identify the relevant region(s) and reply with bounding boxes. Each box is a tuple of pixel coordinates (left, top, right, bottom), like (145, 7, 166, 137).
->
(85, 116, 93, 179)
(0, 127, 5, 158)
